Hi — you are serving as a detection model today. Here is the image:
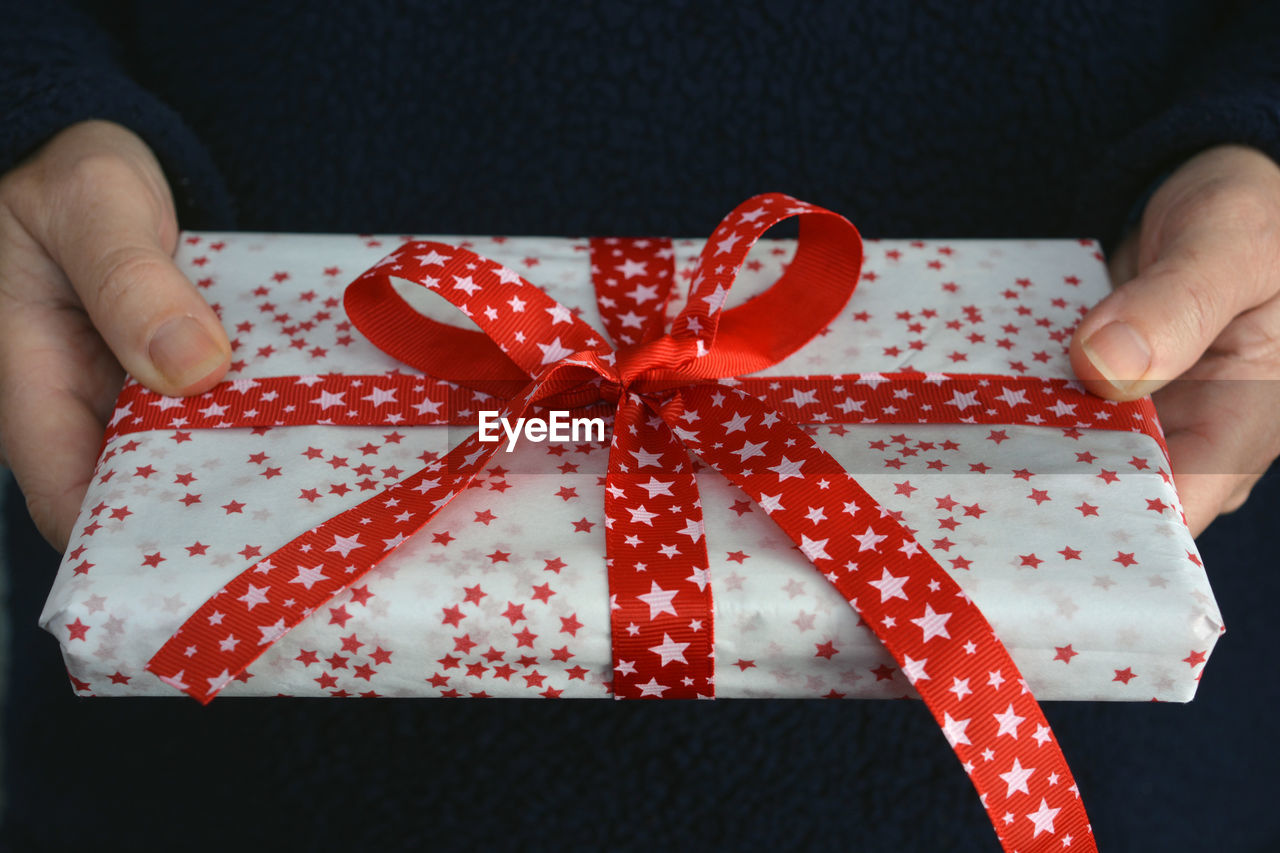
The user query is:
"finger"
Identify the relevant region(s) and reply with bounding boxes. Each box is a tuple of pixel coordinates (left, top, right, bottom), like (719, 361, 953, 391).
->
(30, 155, 230, 395)
(1071, 202, 1278, 401)
(1105, 228, 1138, 287)
(1152, 369, 1280, 535)
(0, 301, 125, 550)
(1164, 443, 1259, 537)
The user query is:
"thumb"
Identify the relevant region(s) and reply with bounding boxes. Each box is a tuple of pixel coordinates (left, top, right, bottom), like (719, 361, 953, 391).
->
(1070, 219, 1272, 401)
(40, 155, 230, 396)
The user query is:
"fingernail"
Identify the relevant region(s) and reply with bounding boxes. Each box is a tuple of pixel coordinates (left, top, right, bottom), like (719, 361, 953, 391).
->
(1082, 321, 1151, 392)
(148, 316, 225, 389)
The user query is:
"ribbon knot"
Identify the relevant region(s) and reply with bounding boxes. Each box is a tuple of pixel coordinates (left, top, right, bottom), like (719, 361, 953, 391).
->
(613, 332, 699, 394)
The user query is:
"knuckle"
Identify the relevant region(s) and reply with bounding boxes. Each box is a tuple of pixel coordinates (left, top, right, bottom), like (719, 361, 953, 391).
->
(1163, 178, 1280, 279)
(1158, 263, 1223, 346)
(1224, 311, 1280, 363)
(1209, 181, 1274, 235)
(58, 151, 141, 204)
(94, 248, 171, 312)
(37, 152, 153, 247)
(1177, 174, 1277, 235)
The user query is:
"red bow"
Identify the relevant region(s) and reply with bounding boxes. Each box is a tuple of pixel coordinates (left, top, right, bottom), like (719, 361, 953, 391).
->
(140, 193, 1115, 851)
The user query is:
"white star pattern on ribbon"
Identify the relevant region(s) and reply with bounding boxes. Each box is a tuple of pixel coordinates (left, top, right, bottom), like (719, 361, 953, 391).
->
(289, 565, 325, 589)
(637, 477, 674, 497)
(326, 534, 363, 557)
(911, 604, 952, 642)
(999, 758, 1035, 798)
(901, 655, 929, 684)
(799, 536, 831, 562)
(868, 569, 910, 602)
(993, 703, 1026, 739)
(855, 527, 888, 552)
(1026, 798, 1060, 838)
(637, 582, 679, 620)
(649, 634, 690, 666)
(942, 712, 971, 747)
(237, 584, 270, 610)
(536, 337, 575, 364)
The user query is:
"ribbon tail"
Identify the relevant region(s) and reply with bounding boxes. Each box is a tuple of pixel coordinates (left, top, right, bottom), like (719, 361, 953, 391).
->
(606, 394, 714, 699)
(665, 384, 1096, 853)
(145, 365, 588, 704)
(144, 429, 503, 704)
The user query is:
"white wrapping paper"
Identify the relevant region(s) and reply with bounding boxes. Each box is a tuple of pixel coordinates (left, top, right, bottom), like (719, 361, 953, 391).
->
(40, 231, 1222, 700)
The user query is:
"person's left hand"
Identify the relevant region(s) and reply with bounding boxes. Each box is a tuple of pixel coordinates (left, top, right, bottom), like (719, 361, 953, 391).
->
(1070, 144, 1280, 536)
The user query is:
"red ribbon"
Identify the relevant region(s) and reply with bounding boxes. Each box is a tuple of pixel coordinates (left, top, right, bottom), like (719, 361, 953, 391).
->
(131, 193, 1144, 851)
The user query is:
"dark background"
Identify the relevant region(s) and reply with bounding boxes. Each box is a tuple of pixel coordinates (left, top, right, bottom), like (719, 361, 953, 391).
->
(2, 1, 1279, 850)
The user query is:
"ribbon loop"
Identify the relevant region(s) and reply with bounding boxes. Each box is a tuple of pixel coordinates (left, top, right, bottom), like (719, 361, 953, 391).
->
(346, 197, 863, 408)
(589, 237, 677, 348)
(345, 241, 608, 398)
(668, 193, 864, 380)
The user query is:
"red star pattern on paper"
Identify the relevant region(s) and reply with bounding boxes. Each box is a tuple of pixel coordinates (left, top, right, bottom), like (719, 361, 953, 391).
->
(48, 197, 1229, 853)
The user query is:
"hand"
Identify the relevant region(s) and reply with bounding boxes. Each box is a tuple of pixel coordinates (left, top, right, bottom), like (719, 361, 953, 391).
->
(0, 120, 231, 550)
(1070, 144, 1280, 536)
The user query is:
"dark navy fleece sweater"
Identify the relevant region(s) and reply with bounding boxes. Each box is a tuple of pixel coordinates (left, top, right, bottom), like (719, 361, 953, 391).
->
(3, 3, 1280, 852)
(3, 1, 1279, 241)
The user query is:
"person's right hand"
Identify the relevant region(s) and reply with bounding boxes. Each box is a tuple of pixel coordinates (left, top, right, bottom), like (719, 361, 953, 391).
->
(0, 120, 231, 551)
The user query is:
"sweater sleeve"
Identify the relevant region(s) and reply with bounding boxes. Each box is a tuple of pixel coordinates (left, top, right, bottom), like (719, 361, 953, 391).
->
(0, 0, 235, 228)
(1076, 0, 1280, 243)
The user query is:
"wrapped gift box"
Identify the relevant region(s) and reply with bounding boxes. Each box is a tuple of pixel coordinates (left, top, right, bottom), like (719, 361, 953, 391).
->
(41, 216, 1221, 703)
